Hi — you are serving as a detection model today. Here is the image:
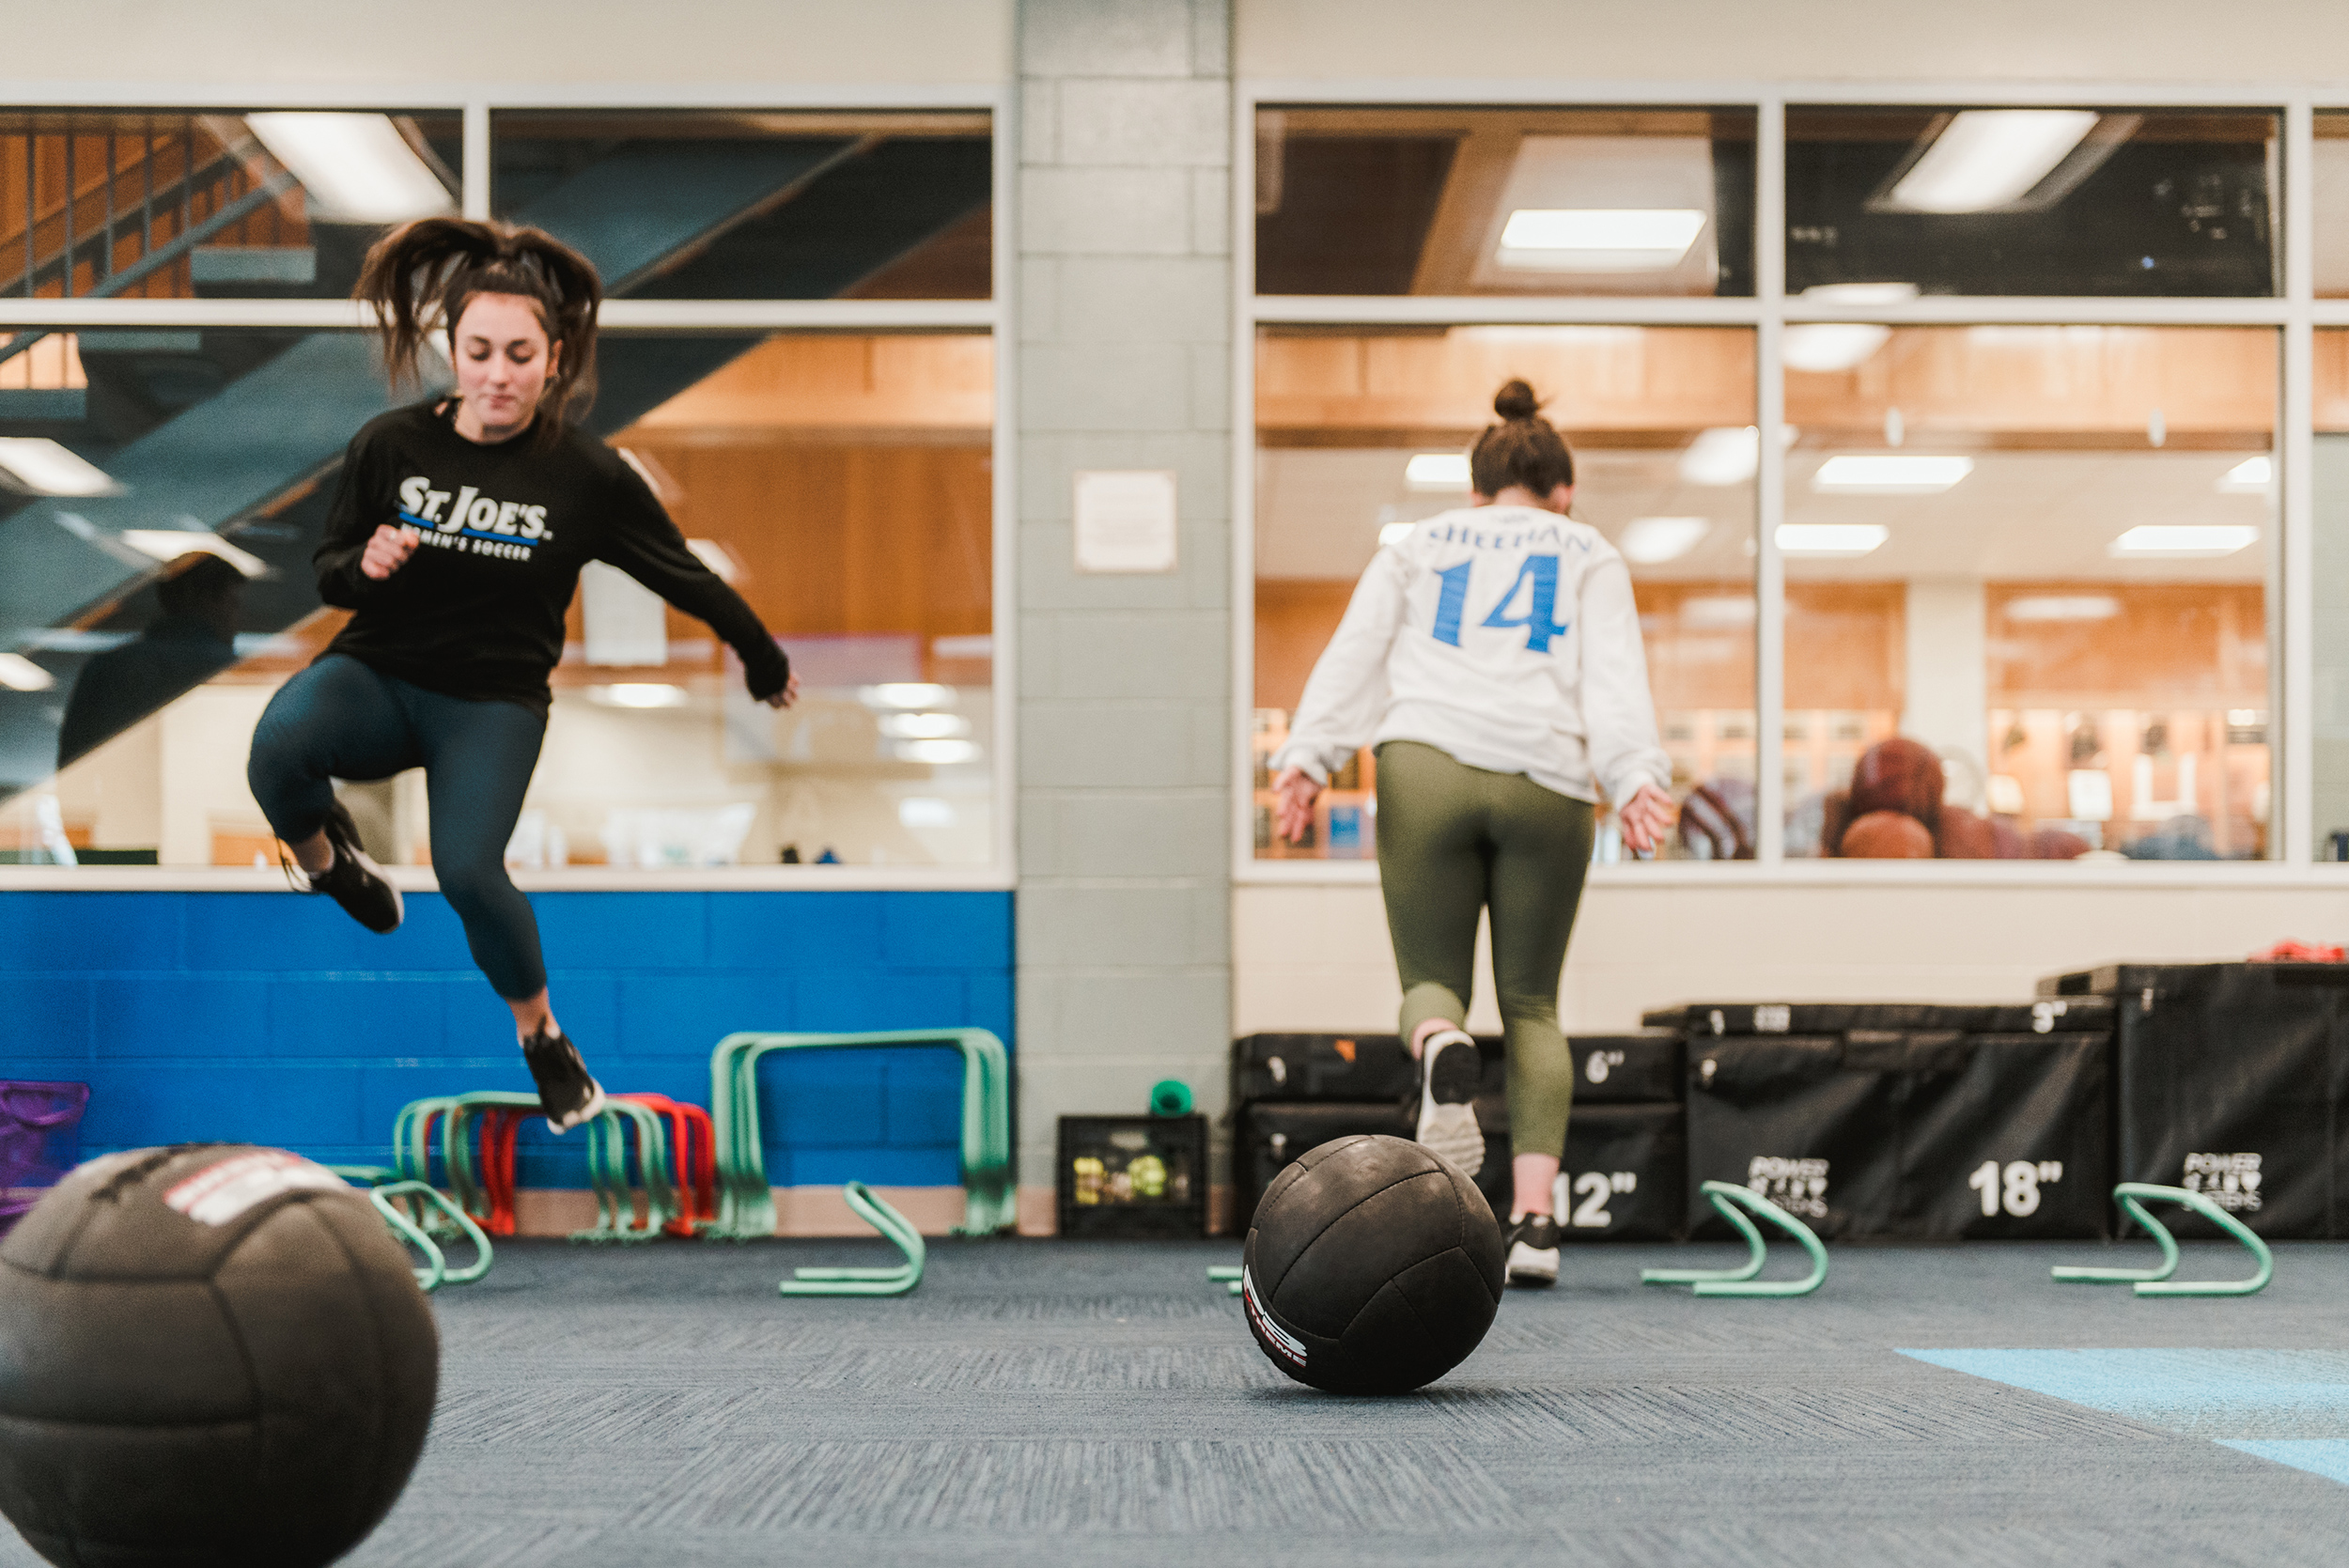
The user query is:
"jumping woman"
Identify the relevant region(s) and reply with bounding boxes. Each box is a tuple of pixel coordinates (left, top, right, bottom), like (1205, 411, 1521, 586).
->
(246, 218, 797, 1130)
(1269, 380, 1674, 1286)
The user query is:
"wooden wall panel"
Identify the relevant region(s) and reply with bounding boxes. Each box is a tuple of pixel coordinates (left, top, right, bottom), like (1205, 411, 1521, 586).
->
(630, 334, 992, 434)
(1258, 326, 2274, 442)
(566, 440, 992, 653)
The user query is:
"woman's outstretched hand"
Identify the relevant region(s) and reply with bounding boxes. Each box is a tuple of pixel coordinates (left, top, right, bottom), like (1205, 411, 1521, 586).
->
(761, 674, 801, 710)
(1273, 766, 1322, 845)
(1618, 782, 1678, 855)
(359, 524, 419, 581)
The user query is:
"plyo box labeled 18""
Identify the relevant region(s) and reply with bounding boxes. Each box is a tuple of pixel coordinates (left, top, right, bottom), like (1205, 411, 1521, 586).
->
(2041, 962, 2349, 1238)
(1652, 1003, 2113, 1240)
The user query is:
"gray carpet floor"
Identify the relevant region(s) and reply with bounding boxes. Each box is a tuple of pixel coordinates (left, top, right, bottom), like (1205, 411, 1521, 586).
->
(14, 1236, 2349, 1565)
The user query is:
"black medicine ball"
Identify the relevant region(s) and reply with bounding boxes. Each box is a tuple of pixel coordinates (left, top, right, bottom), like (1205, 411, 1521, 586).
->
(1242, 1134, 1505, 1394)
(0, 1144, 439, 1568)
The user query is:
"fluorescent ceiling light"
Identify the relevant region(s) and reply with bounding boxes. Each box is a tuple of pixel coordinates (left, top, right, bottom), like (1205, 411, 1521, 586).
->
(2108, 525, 2259, 558)
(1378, 520, 1417, 547)
(1617, 516, 1710, 565)
(861, 683, 954, 710)
(1405, 453, 1470, 491)
(897, 738, 981, 766)
(1782, 286, 1920, 373)
(0, 438, 121, 496)
(1777, 523, 1890, 557)
(1678, 426, 1797, 488)
(931, 634, 992, 660)
(1497, 208, 1707, 272)
(588, 683, 690, 708)
(0, 652, 54, 692)
(685, 539, 739, 582)
(879, 712, 972, 740)
(245, 112, 454, 223)
(2218, 456, 2274, 493)
(1812, 455, 1974, 493)
(2004, 595, 2120, 622)
(120, 530, 271, 579)
(899, 797, 956, 829)
(1887, 110, 2100, 214)
(1782, 324, 1894, 375)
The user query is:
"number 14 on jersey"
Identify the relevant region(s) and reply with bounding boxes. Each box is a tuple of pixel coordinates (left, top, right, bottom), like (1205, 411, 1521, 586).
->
(1431, 554, 1571, 653)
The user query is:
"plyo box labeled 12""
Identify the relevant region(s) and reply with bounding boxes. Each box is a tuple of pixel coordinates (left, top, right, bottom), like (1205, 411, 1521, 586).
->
(1229, 1032, 1684, 1237)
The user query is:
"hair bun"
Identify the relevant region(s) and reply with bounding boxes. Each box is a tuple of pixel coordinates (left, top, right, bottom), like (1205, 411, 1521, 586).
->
(1493, 379, 1540, 421)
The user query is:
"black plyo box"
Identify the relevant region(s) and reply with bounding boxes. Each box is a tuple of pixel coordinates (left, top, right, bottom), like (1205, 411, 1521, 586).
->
(1683, 1031, 2111, 1241)
(1647, 999, 2114, 1037)
(1233, 1101, 1408, 1228)
(2039, 962, 2349, 1238)
(1236, 1098, 1685, 1241)
(1231, 1032, 1682, 1108)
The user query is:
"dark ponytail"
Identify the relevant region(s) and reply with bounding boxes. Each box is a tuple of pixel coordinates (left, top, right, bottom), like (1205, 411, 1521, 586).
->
(1469, 378, 1575, 499)
(354, 216, 602, 443)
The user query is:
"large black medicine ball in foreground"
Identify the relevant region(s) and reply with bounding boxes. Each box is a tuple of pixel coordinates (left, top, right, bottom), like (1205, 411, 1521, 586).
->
(1242, 1134, 1505, 1394)
(0, 1144, 438, 1567)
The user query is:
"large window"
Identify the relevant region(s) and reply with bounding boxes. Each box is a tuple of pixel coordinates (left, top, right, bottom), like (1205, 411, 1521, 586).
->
(1245, 98, 2325, 874)
(1781, 326, 2274, 860)
(0, 105, 999, 877)
(1252, 324, 1756, 862)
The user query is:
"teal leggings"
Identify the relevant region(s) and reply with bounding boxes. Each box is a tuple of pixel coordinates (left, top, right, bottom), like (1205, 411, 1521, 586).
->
(1375, 740, 1594, 1159)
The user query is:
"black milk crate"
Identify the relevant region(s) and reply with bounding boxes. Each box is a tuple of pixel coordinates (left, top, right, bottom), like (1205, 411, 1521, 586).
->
(1683, 1030, 2111, 1241)
(1056, 1114, 1208, 1239)
(2039, 962, 2349, 1239)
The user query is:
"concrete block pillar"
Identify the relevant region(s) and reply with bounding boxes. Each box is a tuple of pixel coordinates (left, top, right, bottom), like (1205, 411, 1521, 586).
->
(1014, 0, 1234, 1229)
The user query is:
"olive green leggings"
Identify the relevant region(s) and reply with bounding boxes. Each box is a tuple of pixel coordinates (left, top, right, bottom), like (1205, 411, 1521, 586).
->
(1376, 740, 1594, 1160)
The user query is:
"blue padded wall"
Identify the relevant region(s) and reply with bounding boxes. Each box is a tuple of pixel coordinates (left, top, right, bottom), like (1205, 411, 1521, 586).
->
(0, 890, 1013, 1190)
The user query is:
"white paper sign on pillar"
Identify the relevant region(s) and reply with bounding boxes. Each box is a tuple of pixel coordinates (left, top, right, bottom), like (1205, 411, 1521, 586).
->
(1073, 470, 1178, 574)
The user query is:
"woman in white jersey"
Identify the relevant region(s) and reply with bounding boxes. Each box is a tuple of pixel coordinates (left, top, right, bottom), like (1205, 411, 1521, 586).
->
(1269, 380, 1674, 1287)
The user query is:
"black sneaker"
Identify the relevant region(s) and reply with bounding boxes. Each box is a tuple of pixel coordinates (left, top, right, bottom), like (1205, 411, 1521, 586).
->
(1506, 1214, 1562, 1286)
(1412, 1028, 1485, 1175)
(521, 1023, 606, 1134)
(299, 800, 402, 934)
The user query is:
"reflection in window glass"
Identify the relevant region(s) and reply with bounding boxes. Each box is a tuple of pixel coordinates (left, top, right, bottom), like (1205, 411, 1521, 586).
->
(0, 110, 460, 305)
(1256, 108, 1754, 298)
(1787, 108, 2277, 297)
(2318, 115, 2349, 299)
(490, 112, 992, 300)
(1781, 326, 2276, 861)
(2311, 331, 2349, 856)
(1253, 325, 1756, 862)
(0, 333, 996, 870)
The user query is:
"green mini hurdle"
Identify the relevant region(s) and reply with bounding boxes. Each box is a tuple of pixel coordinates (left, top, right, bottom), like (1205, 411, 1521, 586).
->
(705, 1030, 1014, 1240)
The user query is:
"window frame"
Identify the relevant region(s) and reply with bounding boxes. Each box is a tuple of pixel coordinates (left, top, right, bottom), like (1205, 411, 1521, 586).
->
(0, 85, 1015, 892)
(1233, 81, 2332, 884)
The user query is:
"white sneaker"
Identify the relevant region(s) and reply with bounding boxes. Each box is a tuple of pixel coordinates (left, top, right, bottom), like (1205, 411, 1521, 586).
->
(1505, 1214, 1562, 1286)
(1413, 1028, 1485, 1175)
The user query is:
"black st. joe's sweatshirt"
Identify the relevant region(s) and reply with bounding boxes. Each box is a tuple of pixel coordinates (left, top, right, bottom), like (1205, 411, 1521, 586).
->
(313, 400, 789, 717)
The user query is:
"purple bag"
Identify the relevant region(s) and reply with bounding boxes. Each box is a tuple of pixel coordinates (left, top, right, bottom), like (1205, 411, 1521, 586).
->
(0, 1080, 89, 1233)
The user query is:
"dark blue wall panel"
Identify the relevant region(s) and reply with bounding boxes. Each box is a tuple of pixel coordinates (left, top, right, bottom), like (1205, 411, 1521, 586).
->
(0, 889, 1013, 1192)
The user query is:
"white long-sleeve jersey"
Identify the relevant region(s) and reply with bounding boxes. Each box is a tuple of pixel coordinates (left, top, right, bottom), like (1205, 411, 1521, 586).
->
(1269, 505, 1672, 808)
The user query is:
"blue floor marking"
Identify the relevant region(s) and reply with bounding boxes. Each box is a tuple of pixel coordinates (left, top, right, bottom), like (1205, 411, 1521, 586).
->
(1904, 1350, 2349, 1483)
(2218, 1440, 2349, 1486)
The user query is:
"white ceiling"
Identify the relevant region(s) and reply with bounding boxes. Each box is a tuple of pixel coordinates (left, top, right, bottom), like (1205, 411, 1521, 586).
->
(1255, 444, 2275, 585)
